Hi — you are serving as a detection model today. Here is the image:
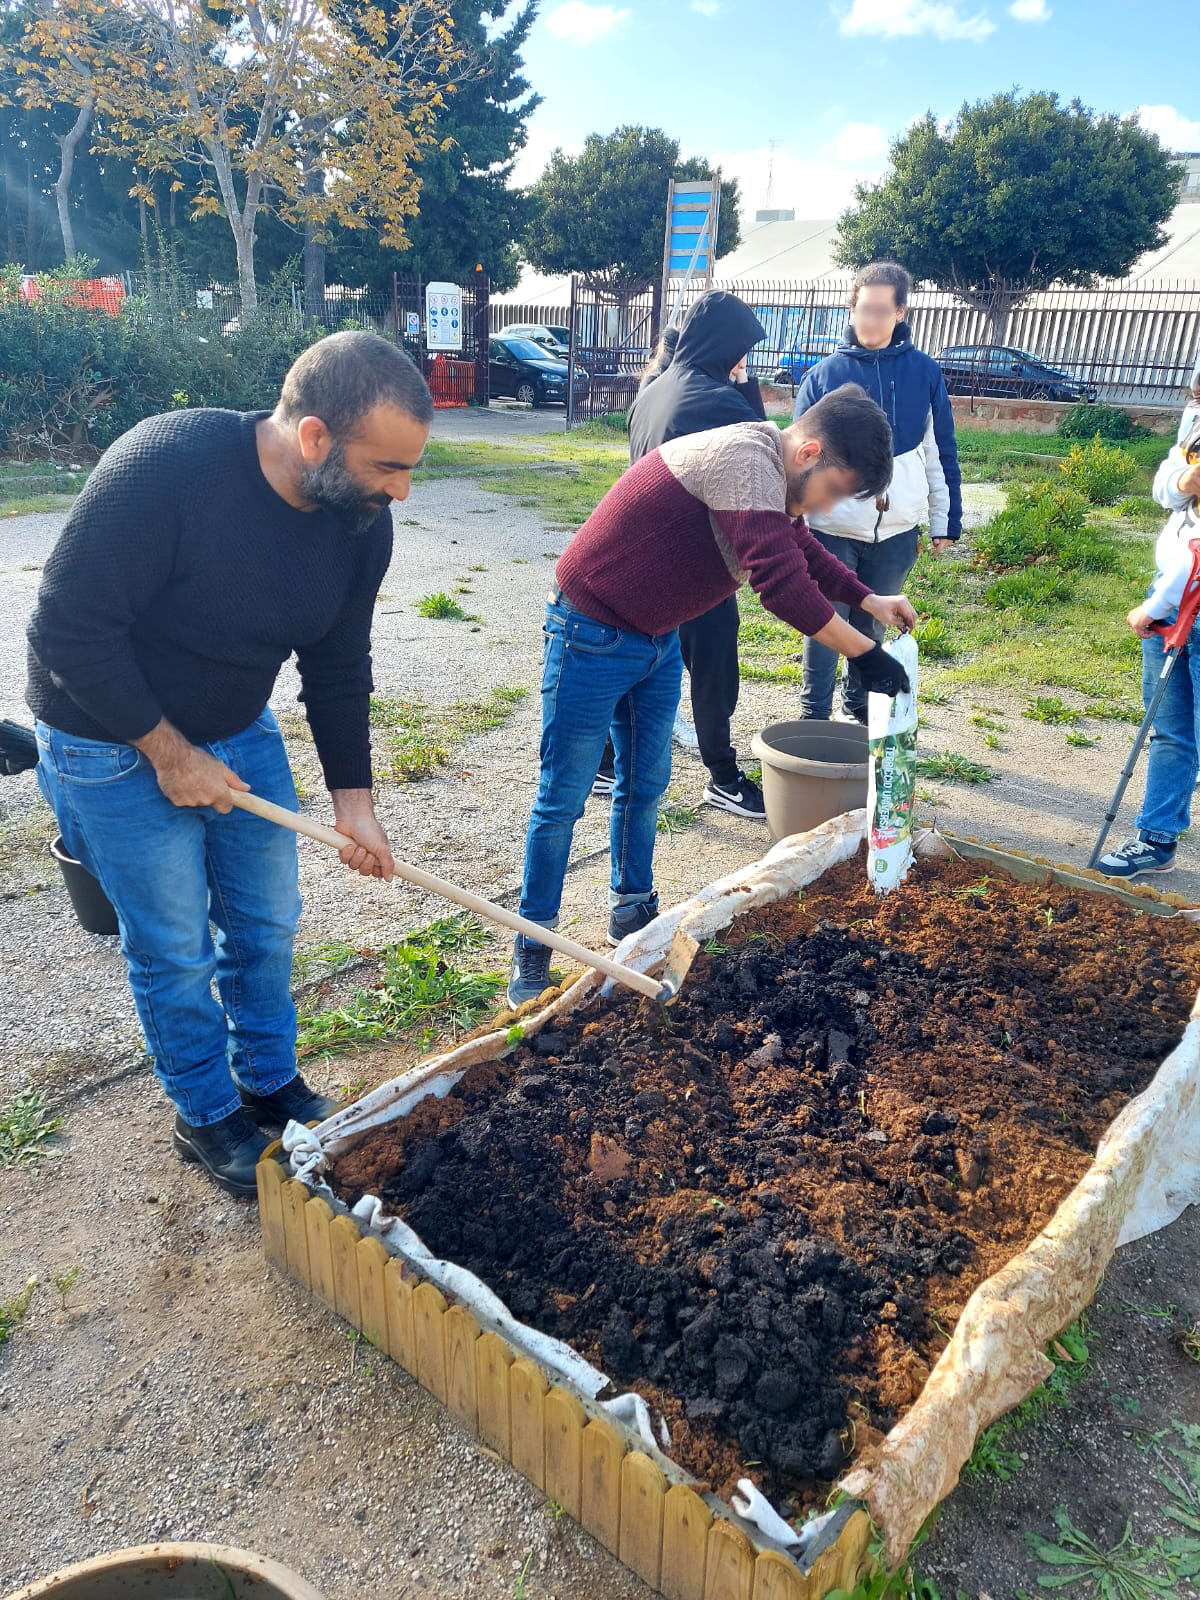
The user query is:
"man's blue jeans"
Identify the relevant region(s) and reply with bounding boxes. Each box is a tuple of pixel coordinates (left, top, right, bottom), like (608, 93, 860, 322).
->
(519, 598, 683, 927)
(35, 710, 302, 1126)
(799, 529, 920, 720)
(1136, 628, 1200, 845)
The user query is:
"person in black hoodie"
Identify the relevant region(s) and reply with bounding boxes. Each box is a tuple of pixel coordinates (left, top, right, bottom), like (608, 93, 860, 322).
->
(607, 290, 769, 818)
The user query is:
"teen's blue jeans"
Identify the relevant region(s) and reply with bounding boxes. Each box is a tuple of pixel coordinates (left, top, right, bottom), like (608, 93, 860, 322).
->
(1136, 627, 1200, 845)
(799, 528, 920, 720)
(35, 710, 302, 1126)
(519, 598, 683, 927)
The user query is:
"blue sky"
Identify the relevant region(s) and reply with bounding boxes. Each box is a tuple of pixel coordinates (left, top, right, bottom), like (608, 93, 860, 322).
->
(508, 0, 1197, 221)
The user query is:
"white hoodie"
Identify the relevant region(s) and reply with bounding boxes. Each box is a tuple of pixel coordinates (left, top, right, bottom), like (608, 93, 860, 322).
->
(1142, 404, 1200, 622)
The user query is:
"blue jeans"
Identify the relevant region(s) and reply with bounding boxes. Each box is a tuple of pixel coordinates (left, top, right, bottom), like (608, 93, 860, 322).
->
(519, 599, 683, 927)
(35, 710, 302, 1126)
(799, 529, 920, 719)
(1135, 629, 1200, 845)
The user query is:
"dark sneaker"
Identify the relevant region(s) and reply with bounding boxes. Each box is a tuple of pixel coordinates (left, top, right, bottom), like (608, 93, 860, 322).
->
(240, 1074, 340, 1133)
(702, 771, 767, 819)
(592, 768, 616, 796)
(1095, 838, 1176, 879)
(508, 932, 553, 1008)
(607, 894, 660, 947)
(172, 1108, 270, 1198)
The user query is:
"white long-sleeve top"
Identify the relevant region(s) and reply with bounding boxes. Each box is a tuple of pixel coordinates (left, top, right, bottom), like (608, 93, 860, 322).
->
(1143, 404, 1200, 621)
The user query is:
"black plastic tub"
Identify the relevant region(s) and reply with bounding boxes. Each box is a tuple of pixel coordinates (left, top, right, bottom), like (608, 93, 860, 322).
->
(49, 836, 119, 936)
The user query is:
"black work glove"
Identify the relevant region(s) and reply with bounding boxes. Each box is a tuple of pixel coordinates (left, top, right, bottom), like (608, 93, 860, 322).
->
(853, 642, 911, 698)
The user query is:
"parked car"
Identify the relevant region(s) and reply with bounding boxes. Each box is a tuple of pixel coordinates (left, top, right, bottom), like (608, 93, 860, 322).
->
(498, 323, 571, 362)
(937, 344, 1098, 403)
(761, 334, 844, 385)
(488, 336, 588, 407)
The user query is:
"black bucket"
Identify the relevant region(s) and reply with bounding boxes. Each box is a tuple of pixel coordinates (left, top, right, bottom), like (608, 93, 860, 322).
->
(49, 836, 120, 936)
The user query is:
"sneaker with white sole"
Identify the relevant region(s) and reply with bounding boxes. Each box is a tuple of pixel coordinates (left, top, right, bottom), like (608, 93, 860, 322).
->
(607, 894, 660, 947)
(702, 771, 767, 819)
(591, 769, 615, 796)
(507, 933, 553, 1007)
(1095, 838, 1177, 879)
(672, 708, 700, 751)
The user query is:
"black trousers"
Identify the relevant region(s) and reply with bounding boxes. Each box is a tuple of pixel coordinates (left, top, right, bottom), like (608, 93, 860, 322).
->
(598, 596, 741, 788)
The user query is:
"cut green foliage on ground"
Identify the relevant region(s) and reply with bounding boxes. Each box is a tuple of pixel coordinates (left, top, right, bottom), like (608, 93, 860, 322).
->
(297, 915, 503, 1059)
(657, 795, 701, 834)
(915, 751, 994, 784)
(0, 1089, 62, 1169)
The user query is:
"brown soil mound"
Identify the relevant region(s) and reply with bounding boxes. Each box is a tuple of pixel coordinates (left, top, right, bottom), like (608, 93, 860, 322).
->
(331, 854, 1200, 1515)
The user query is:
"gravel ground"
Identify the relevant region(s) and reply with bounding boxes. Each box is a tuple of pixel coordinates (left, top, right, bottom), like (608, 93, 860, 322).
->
(1, 421, 1197, 1596)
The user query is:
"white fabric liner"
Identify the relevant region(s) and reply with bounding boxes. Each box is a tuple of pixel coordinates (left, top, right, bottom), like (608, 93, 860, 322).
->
(286, 812, 1200, 1563)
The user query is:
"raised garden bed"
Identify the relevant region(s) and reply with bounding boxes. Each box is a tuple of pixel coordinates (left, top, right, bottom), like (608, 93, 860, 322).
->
(260, 820, 1200, 1597)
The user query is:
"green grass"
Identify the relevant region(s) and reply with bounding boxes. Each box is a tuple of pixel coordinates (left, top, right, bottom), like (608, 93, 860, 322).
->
(0, 1089, 62, 1169)
(292, 937, 363, 988)
(416, 435, 626, 526)
(738, 587, 804, 683)
(1024, 695, 1080, 725)
(0, 459, 91, 516)
(905, 524, 1150, 710)
(417, 591, 475, 621)
(297, 915, 503, 1059)
(367, 687, 527, 783)
(956, 428, 1165, 491)
(0, 1278, 36, 1349)
(916, 750, 995, 784)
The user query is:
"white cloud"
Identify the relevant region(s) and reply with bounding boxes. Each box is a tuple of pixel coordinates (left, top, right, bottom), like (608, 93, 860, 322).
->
(691, 0, 720, 13)
(706, 122, 890, 222)
(1009, 0, 1050, 19)
(543, 2, 631, 44)
(831, 121, 888, 164)
(1133, 104, 1200, 152)
(838, 0, 995, 43)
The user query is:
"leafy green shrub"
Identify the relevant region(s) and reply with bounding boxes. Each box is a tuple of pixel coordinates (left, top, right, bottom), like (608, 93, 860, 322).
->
(1058, 434, 1138, 504)
(973, 479, 1088, 569)
(985, 568, 1076, 609)
(1056, 402, 1144, 441)
(1115, 494, 1162, 526)
(0, 259, 324, 456)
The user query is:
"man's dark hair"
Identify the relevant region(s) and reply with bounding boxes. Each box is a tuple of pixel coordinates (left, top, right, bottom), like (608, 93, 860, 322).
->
(788, 382, 893, 500)
(849, 260, 911, 310)
(278, 330, 433, 438)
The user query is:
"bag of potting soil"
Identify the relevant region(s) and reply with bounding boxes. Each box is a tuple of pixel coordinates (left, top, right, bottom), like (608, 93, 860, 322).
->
(867, 633, 919, 894)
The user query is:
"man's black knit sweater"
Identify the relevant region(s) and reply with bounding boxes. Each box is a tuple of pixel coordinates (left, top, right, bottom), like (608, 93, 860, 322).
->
(26, 408, 392, 791)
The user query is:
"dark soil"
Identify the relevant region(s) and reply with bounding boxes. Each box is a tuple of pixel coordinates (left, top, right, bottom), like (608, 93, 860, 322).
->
(331, 853, 1200, 1516)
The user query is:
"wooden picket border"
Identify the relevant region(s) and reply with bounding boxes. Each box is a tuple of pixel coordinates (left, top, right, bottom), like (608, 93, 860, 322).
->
(257, 1150, 874, 1600)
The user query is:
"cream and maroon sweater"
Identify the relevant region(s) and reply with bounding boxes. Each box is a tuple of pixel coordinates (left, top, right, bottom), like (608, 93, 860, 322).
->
(555, 421, 872, 638)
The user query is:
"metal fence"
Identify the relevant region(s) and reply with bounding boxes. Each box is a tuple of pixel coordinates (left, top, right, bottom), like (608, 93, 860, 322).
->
(111, 270, 491, 407)
(543, 276, 1200, 425)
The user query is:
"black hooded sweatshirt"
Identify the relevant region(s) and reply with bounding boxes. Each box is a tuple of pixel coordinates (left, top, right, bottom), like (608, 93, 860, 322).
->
(627, 290, 768, 463)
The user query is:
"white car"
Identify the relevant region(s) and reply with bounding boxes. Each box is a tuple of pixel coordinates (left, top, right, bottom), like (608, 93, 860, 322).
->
(498, 323, 571, 362)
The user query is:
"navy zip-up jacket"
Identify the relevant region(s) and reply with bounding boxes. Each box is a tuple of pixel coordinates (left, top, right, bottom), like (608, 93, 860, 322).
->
(793, 322, 962, 543)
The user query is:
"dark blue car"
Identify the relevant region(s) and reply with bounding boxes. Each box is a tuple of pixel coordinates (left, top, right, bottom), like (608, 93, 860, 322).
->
(938, 344, 1098, 403)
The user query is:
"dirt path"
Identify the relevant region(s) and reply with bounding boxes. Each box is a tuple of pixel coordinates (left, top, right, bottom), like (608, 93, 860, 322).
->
(1, 428, 1197, 1596)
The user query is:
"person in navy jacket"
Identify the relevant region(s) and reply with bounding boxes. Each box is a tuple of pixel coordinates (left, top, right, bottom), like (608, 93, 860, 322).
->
(793, 261, 962, 723)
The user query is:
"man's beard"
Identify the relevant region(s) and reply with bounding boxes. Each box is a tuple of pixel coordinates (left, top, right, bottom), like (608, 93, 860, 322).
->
(298, 442, 390, 533)
(784, 462, 816, 518)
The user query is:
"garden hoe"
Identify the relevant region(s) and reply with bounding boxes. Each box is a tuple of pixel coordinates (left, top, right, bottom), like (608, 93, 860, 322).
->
(1088, 532, 1200, 870)
(228, 789, 698, 1004)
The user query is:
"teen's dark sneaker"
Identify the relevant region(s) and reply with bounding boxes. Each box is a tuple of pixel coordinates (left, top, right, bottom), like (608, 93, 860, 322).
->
(607, 894, 660, 947)
(240, 1074, 339, 1133)
(591, 768, 616, 796)
(508, 933, 553, 1008)
(702, 771, 766, 819)
(1095, 838, 1177, 879)
(172, 1108, 270, 1198)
